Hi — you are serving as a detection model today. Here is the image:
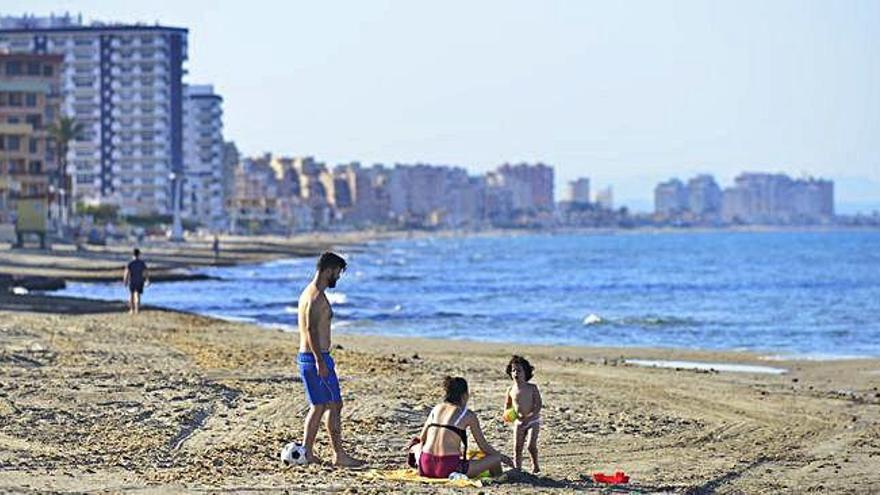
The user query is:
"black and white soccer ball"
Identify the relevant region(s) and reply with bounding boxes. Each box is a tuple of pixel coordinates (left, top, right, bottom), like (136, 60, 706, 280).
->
(281, 442, 307, 466)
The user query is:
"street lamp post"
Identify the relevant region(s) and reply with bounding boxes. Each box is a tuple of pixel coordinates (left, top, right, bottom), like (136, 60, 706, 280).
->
(169, 171, 184, 242)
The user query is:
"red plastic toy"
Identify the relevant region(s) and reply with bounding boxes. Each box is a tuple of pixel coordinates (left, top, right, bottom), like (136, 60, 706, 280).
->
(593, 471, 630, 484)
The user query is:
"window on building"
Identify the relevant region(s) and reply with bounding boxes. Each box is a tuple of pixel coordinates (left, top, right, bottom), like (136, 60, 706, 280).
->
(6, 61, 23, 75)
(7, 116, 20, 124)
(29, 138, 38, 154)
(9, 93, 23, 106)
(28, 160, 42, 174)
(0, 92, 7, 106)
(25, 93, 38, 107)
(73, 76, 94, 87)
(27, 62, 41, 75)
(10, 39, 31, 50)
(10, 158, 25, 173)
(43, 64, 54, 77)
(26, 114, 42, 129)
(7, 136, 20, 151)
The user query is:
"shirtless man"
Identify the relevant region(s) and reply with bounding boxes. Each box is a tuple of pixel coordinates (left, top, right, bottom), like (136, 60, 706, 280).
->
(297, 252, 364, 467)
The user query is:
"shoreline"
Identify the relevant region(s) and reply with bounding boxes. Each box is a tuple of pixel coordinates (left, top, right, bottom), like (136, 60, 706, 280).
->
(5, 290, 877, 369)
(0, 230, 394, 291)
(36, 287, 880, 363)
(43, 260, 880, 366)
(6, 290, 880, 366)
(1, 295, 878, 493)
(37, 280, 880, 366)
(7, 227, 880, 366)
(2, 226, 876, 291)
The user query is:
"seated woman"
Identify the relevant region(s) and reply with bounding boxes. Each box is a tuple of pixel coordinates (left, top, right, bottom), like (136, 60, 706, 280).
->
(416, 376, 513, 479)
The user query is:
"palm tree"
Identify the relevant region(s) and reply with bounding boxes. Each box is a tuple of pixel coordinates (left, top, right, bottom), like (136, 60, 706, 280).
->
(47, 116, 85, 226)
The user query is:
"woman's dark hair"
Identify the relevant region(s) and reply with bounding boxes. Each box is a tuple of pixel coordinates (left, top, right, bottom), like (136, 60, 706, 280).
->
(317, 252, 347, 272)
(443, 376, 468, 404)
(506, 355, 534, 381)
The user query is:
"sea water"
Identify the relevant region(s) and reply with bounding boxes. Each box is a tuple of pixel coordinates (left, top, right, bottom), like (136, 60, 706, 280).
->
(55, 230, 880, 357)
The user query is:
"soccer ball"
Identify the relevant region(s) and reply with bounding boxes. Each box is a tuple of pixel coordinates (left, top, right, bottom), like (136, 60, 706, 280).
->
(281, 442, 307, 466)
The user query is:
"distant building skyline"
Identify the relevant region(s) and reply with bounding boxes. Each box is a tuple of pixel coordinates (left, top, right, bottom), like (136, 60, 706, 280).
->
(2, 2, 878, 214)
(655, 172, 834, 225)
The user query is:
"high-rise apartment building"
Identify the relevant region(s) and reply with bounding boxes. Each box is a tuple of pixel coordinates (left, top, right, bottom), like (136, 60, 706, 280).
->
(0, 53, 62, 224)
(596, 186, 614, 210)
(687, 174, 722, 217)
(230, 154, 278, 232)
(0, 14, 188, 216)
(654, 178, 688, 217)
(182, 84, 223, 228)
(221, 141, 239, 218)
(341, 163, 390, 226)
(495, 163, 554, 211)
(389, 164, 449, 221)
(567, 178, 590, 204)
(721, 173, 834, 224)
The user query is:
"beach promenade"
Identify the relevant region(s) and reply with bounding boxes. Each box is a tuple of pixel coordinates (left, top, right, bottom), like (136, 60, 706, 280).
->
(1, 296, 878, 493)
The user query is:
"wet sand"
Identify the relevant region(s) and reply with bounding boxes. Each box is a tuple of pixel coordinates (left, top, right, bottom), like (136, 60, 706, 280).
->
(0, 230, 519, 290)
(1, 295, 878, 493)
(0, 231, 396, 288)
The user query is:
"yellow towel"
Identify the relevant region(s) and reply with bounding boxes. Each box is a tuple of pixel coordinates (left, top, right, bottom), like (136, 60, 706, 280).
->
(360, 468, 485, 488)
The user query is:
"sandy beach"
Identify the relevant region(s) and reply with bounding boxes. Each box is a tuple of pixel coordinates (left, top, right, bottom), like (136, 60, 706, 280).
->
(0, 231, 411, 290)
(0, 229, 529, 290)
(1, 294, 878, 493)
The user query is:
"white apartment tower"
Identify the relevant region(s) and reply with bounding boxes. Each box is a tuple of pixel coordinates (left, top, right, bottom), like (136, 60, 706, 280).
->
(0, 14, 188, 216)
(567, 178, 591, 204)
(182, 84, 224, 228)
(596, 186, 614, 210)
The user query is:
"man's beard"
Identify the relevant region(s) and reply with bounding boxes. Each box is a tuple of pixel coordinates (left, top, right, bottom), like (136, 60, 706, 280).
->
(328, 277, 338, 288)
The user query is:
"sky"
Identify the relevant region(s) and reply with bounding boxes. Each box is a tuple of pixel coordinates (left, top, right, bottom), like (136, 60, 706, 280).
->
(5, 0, 879, 212)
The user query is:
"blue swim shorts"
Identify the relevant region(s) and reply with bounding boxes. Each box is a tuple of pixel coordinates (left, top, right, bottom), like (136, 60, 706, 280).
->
(297, 352, 341, 405)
